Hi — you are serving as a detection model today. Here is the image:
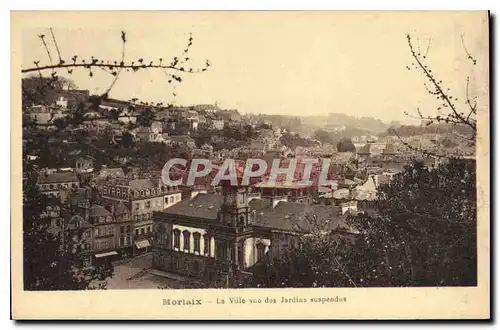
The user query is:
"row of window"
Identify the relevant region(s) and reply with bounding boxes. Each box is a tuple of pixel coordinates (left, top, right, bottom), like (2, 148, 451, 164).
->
(118, 235, 131, 247)
(135, 225, 153, 236)
(103, 185, 180, 199)
(103, 185, 129, 199)
(95, 240, 112, 251)
(134, 200, 162, 211)
(95, 226, 114, 237)
(172, 230, 212, 256)
(134, 213, 153, 222)
(39, 183, 79, 191)
(92, 216, 113, 224)
(120, 225, 131, 234)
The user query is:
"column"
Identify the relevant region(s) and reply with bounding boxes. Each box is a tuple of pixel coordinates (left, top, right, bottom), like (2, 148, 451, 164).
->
(234, 241, 239, 265)
(189, 232, 194, 254)
(210, 237, 215, 258)
(200, 235, 205, 256)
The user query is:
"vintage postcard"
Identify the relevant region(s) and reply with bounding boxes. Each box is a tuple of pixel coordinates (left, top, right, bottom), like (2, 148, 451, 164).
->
(11, 11, 490, 320)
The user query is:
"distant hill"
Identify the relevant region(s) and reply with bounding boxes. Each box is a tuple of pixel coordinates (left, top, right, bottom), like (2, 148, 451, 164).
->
(244, 112, 389, 137)
(299, 113, 388, 134)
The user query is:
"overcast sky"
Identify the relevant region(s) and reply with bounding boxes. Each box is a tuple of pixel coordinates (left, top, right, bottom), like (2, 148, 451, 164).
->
(20, 11, 489, 123)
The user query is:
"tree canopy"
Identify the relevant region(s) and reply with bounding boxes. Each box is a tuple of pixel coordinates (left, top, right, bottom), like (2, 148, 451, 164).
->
(249, 158, 477, 288)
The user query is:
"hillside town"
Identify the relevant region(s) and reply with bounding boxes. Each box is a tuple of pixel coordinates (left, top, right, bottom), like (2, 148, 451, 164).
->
(22, 84, 476, 289)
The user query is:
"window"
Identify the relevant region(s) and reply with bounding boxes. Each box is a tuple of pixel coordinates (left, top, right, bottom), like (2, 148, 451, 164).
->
(193, 233, 201, 253)
(164, 232, 169, 246)
(49, 184, 54, 190)
(134, 203, 139, 211)
(135, 229, 139, 236)
(256, 243, 266, 260)
(116, 188, 121, 196)
(122, 190, 127, 198)
(120, 226, 124, 234)
(173, 229, 181, 249)
(204, 235, 211, 256)
(145, 201, 151, 209)
(85, 231, 90, 237)
(146, 189, 150, 196)
(170, 196, 174, 204)
(147, 226, 151, 233)
(71, 183, 77, 188)
(141, 228, 145, 235)
(216, 241, 227, 260)
(140, 190, 145, 196)
(151, 189, 155, 195)
(134, 191, 139, 197)
(119, 237, 124, 246)
(193, 261, 200, 273)
(111, 187, 115, 195)
(165, 197, 169, 204)
(183, 231, 190, 251)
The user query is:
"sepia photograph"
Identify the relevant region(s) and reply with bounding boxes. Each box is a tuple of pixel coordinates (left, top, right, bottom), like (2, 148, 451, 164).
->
(11, 10, 490, 319)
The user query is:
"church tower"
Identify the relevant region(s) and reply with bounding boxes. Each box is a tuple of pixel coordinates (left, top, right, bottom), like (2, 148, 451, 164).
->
(218, 182, 251, 230)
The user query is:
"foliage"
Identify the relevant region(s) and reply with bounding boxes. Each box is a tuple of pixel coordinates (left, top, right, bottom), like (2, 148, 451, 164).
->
(250, 159, 477, 287)
(336, 138, 356, 152)
(22, 27, 211, 290)
(313, 129, 333, 144)
(393, 34, 478, 157)
(23, 173, 114, 290)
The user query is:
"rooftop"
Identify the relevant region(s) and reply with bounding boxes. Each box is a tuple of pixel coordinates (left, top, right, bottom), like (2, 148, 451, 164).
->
(37, 172, 79, 184)
(162, 193, 224, 221)
(254, 202, 352, 233)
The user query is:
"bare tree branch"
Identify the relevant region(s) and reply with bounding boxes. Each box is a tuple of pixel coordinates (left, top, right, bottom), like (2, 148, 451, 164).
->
(406, 34, 476, 133)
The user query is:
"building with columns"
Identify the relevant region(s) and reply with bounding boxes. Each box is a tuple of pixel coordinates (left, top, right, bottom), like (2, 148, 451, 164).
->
(152, 179, 355, 287)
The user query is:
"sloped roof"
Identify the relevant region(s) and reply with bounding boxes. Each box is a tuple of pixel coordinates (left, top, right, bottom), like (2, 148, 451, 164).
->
(357, 143, 372, 155)
(98, 168, 125, 178)
(331, 152, 354, 164)
(105, 200, 129, 214)
(248, 198, 273, 212)
(350, 189, 378, 201)
(254, 202, 351, 233)
(90, 205, 112, 217)
(66, 214, 92, 230)
(382, 143, 396, 155)
(129, 179, 156, 191)
(37, 172, 79, 184)
(162, 193, 223, 220)
(332, 188, 350, 199)
(170, 135, 195, 143)
(67, 187, 91, 205)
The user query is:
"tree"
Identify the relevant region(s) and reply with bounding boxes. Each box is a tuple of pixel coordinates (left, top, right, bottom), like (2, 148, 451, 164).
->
(22, 75, 77, 109)
(249, 159, 476, 288)
(394, 34, 478, 157)
(22, 27, 211, 290)
(23, 172, 114, 290)
(313, 129, 333, 144)
(336, 138, 356, 152)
